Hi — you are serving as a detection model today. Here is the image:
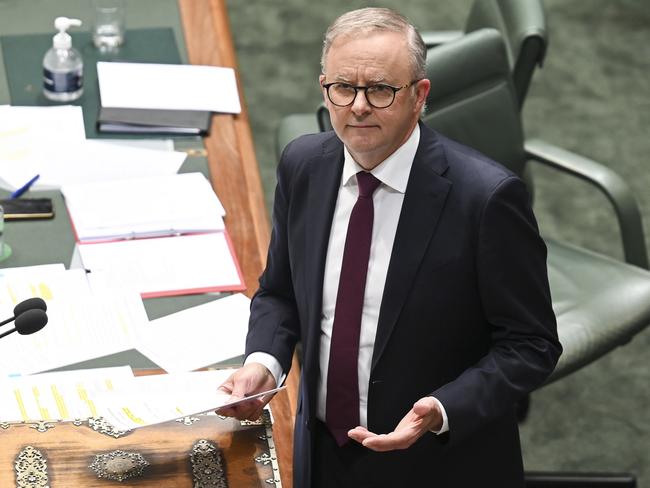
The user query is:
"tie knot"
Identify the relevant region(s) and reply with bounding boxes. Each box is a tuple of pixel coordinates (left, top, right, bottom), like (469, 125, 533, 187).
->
(356, 171, 381, 198)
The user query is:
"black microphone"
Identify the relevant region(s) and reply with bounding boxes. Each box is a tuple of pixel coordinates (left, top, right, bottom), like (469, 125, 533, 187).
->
(0, 297, 48, 327)
(0, 309, 48, 340)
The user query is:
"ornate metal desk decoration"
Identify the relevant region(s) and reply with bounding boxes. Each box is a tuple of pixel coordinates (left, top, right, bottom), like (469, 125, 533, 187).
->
(190, 439, 228, 488)
(89, 450, 149, 482)
(28, 421, 56, 433)
(176, 415, 201, 426)
(14, 446, 49, 488)
(87, 416, 131, 438)
(239, 417, 264, 426)
(259, 410, 282, 487)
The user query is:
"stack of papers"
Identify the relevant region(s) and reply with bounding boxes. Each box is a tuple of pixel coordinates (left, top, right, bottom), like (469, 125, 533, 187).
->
(62, 172, 226, 242)
(0, 105, 186, 191)
(0, 265, 147, 376)
(0, 264, 252, 375)
(0, 367, 284, 430)
(96, 62, 242, 135)
(63, 171, 244, 297)
(74, 232, 245, 297)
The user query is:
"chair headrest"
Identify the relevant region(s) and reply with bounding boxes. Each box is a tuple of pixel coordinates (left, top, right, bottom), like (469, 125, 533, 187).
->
(425, 28, 511, 111)
(465, 0, 547, 67)
(423, 28, 526, 175)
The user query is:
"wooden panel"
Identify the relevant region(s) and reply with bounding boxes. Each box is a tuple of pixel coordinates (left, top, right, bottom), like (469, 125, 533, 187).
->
(177, 1, 297, 486)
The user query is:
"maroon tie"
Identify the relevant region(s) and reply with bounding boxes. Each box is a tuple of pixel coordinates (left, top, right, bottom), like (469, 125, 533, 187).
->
(326, 171, 381, 446)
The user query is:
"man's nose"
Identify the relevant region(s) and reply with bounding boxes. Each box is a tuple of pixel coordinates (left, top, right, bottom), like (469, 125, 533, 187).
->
(350, 89, 372, 116)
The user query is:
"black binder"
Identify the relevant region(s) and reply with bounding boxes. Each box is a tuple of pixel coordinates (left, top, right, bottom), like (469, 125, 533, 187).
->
(97, 107, 212, 135)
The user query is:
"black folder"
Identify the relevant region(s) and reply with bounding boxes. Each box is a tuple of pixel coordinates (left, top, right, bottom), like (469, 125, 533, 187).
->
(97, 107, 212, 135)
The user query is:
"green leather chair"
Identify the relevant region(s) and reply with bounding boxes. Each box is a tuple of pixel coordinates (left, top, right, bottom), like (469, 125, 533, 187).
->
(421, 0, 547, 108)
(276, 0, 547, 159)
(424, 28, 645, 486)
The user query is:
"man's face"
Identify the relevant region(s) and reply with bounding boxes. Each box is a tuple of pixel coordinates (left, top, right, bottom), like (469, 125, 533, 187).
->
(320, 30, 430, 169)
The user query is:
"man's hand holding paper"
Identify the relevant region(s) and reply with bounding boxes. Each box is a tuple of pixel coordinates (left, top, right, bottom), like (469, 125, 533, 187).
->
(217, 363, 278, 421)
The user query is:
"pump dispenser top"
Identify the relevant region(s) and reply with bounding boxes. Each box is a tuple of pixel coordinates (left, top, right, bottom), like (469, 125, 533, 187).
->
(52, 17, 82, 49)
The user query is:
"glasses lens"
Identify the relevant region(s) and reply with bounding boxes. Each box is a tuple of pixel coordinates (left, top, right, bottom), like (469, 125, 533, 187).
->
(366, 85, 395, 108)
(328, 83, 356, 106)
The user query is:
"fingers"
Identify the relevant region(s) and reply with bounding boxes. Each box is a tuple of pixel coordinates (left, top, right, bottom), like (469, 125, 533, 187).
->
(215, 363, 277, 421)
(412, 396, 437, 416)
(359, 429, 417, 452)
(217, 397, 266, 421)
(347, 426, 372, 444)
(412, 397, 442, 432)
(349, 425, 416, 451)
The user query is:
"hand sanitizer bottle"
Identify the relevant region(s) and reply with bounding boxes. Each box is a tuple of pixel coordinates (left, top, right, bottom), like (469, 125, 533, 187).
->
(43, 17, 84, 102)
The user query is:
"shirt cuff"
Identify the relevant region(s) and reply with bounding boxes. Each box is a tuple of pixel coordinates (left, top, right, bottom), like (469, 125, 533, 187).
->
(244, 352, 286, 387)
(429, 396, 449, 434)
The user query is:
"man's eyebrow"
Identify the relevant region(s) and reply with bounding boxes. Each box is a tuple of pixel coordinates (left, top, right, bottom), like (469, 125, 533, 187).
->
(330, 75, 389, 85)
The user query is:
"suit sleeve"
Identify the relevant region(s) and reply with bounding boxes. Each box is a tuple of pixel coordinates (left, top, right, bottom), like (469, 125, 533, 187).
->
(432, 176, 562, 446)
(245, 144, 301, 375)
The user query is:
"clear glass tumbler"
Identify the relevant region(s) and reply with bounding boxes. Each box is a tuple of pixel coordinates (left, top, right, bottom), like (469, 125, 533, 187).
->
(92, 0, 126, 49)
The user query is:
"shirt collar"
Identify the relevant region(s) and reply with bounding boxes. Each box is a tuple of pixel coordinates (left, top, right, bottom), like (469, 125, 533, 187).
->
(342, 123, 420, 194)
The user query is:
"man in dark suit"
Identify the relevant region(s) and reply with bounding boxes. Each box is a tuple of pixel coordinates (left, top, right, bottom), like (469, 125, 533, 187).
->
(219, 7, 561, 488)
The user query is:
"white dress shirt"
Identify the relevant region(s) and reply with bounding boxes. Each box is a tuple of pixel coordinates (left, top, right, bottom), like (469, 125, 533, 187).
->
(248, 124, 448, 434)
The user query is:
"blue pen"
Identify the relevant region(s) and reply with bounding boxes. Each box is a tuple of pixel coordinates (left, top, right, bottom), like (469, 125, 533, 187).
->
(10, 174, 40, 199)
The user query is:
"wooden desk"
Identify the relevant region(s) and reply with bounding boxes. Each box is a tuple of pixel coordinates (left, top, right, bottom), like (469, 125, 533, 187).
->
(1, 370, 282, 487)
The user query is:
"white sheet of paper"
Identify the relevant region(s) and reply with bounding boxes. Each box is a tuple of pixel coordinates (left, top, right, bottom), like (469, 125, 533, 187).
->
(92, 370, 284, 430)
(135, 294, 250, 373)
(0, 139, 186, 191)
(0, 105, 86, 190)
(97, 62, 241, 113)
(0, 269, 148, 376)
(62, 172, 225, 242)
(75, 232, 244, 297)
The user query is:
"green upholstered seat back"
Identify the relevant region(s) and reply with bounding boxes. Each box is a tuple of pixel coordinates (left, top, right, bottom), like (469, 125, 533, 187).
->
(423, 28, 526, 177)
(465, 0, 547, 104)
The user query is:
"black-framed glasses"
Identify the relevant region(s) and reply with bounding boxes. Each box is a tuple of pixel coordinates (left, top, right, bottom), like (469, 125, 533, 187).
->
(322, 80, 421, 109)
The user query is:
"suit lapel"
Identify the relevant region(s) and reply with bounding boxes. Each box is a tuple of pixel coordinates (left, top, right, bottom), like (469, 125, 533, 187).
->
(304, 136, 344, 366)
(371, 125, 452, 371)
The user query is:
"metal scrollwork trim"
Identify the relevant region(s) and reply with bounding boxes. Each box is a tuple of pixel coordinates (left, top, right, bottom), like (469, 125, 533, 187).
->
(176, 415, 200, 426)
(190, 439, 228, 488)
(261, 409, 282, 487)
(28, 421, 56, 433)
(89, 449, 149, 482)
(87, 416, 132, 438)
(15, 445, 49, 488)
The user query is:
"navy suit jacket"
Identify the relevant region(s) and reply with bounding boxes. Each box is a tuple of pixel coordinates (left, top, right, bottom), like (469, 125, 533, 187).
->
(247, 123, 561, 488)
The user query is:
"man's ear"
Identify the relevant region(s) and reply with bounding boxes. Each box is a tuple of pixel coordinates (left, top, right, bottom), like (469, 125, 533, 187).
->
(319, 74, 329, 106)
(414, 78, 431, 113)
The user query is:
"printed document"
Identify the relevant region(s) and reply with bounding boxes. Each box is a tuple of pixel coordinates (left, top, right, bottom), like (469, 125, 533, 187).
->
(0, 267, 148, 376)
(0, 366, 134, 422)
(93, 369, 284, 430)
